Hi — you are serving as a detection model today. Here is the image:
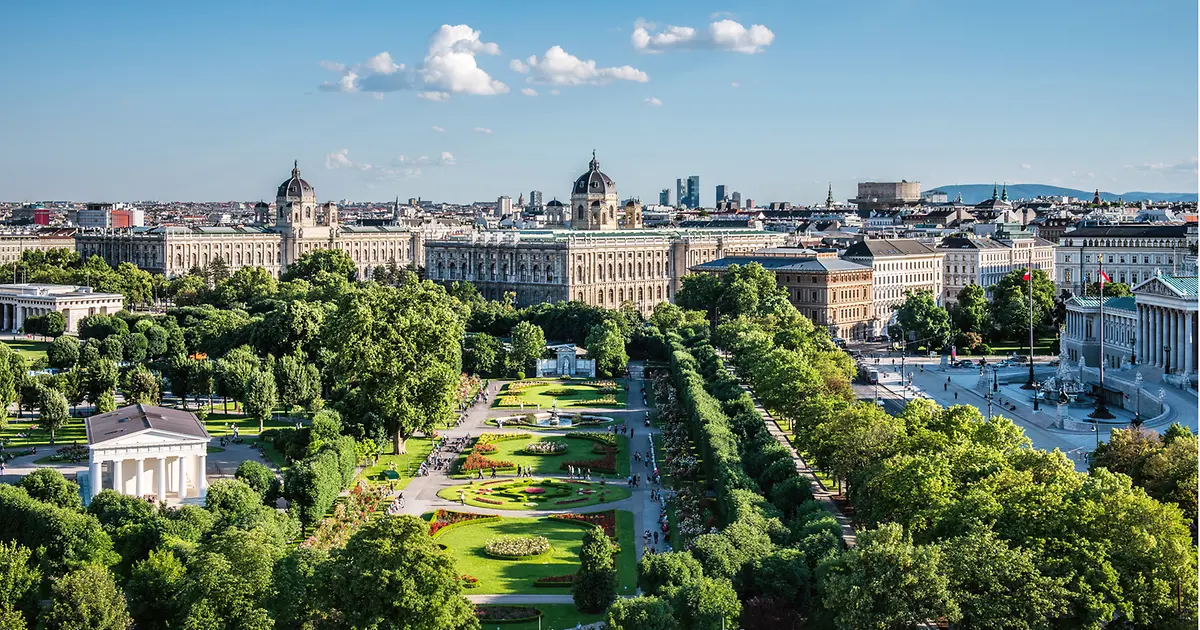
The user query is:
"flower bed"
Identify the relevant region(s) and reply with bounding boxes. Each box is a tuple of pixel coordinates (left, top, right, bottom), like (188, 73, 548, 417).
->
(474, 442, 498, 454)
(484, 535, 551, 558)
(461, 452, 514, 472)
(523, 487, 546, 495)
(428, 509, 501, 537)
(533, 574, 575, 587)
(498, 395, 522, 407)
(302, 482, 385, 550)
(553, 497, 588, 506)
(550, 510, 617, 538)
(476, 497, 503, 505)
(522, 440, 567, 455)
(461, 574, 481, 589)
(475, 606, 542, 624)
(577, 394, 618, 406)
(565, 432, 618, 446)
(476, 433, 530, 446)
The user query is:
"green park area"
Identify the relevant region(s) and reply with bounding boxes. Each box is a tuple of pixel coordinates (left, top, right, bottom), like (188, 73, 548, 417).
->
(357, 438, 437, 491)
(493, 379, 627, 409)
(437, 477, 631, 510)
(430, 510, 636, 596)
(454, 433, 630, 478)
(475, 604, 605, 630)
(3, 339, 50, 362)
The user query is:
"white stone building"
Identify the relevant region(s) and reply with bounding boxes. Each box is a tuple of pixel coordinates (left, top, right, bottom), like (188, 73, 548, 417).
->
(841, 238, 943, 334)
(0, 283, 124, 333)
(1055, 224, 1197, 295)
(536, 344, 596, 378)
(85, 404, 211, 504)
(938, 228, 1056, 306)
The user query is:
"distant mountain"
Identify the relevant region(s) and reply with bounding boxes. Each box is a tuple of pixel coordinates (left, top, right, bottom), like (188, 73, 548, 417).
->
(924, 184, 1198, 205)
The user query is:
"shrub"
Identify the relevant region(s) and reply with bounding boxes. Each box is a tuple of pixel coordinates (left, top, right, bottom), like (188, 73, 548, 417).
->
(475, 606, 541, 623)
(566, 432, 618, 446)
(534, 574, 575, 587)
(551, 510, 617, 538)
(485, 535, 551, 558)
(461, 452, 515, 472)
(523, 441, 567, 455)
(428, 509, 501, 537)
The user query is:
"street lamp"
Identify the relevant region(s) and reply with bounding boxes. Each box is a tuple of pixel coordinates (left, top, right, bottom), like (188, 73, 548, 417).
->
(1133, 371, 1143, 426)
(986, 392, 994, 420)
(992, 365, 998, 392)
(1163, 345, 1171, 375)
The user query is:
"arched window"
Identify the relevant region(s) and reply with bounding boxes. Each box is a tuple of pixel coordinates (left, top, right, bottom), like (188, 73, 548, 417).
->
(577, 206, 585, 220)
(657, 286, 663, 299)
(609, 289, 614, 302)
(619, 288, 625, 302)
(638, 287, 644, 301)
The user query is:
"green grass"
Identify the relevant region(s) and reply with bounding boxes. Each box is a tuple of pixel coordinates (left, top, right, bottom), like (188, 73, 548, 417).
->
(494, 380, 627, 410)
(356, 438, 436, 490)
(475, 604, 605, 630)
(455, 435, 630, 478)
(1, 416, 88, 450)
(437, 478, 632, 510)
(798, 450, 836, 491)
(3, 339, 50, 362)
(433, 511, 636, 596)
(199, 410, 293, 437)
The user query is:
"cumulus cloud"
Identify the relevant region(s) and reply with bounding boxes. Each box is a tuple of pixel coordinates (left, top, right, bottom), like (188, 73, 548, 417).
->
(318, 24, 507, 99)
(644, 96, 663, 106)
(473, 127, 493, 135)
(521, 87, 538, 96)
(324, 149, 455, 181)
(1020, 163, 1032, 169)
(516, 46, 648, 86)
(509, 59, 530, 73)
(431, 125, 445, 133)
(632, 18, 774, 54)
(417, 91, 451, 101)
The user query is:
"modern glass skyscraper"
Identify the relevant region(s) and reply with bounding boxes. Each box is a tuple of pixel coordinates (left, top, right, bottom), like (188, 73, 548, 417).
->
(675, 179, 686, 208)
(715, 184, 727, 203)
(686, 175, 700, 208)
(529, 190, 543, 209)
(659, 189, 670, 205)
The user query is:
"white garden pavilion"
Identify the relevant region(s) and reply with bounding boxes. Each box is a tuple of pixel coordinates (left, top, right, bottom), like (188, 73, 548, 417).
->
(84, 404, 211, 504)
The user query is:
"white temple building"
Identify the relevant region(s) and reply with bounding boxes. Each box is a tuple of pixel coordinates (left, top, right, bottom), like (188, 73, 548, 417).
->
(84, 404, 211, 505)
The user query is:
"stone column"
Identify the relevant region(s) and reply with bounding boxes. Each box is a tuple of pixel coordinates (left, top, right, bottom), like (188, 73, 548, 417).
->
(198, 453, 208, 495)
(89, 458, 102, 500)
(113, 459, 123, 495)
(1138, 306, 1146, 364)
(1174, 310, 1183, 373)
(1151, 307, 1159, 367)
(1187, 313, 1195, 375)
(156, 457, 166, 502)
(134, 458, 145, 497)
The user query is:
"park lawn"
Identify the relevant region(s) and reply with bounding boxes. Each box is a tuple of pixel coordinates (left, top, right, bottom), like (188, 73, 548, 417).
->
(493, 380, 627, 410)
(455, 434, 630, 478)
(434, 512, 636, 595)
(475, 604, 605, 630)
(4, 339, 50, 362)
(437, 478, 631, 510)
(200, 410, 293, 437)
(1, 415, 88, 450)
(356, 437, 436, 490)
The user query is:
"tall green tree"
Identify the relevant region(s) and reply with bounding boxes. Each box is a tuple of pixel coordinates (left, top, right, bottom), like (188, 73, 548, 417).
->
(281, 249, 358, 282)
(462, 332, 501, 376)
(38, 386, 70, 445)
(818, 523, 957, 630)
(674, 576, 742, 630)
(991, 268, 1055, 340)
(322, 516, 479, 630)
(1085, 281, 1133, 297)
(585, 319, 629, 377)
(938, 530, 1070, 630)
(273, 353, 320, 413)
(119, 365, 161, 405)
(573, 527, 618, 613)
(893, 289, 952, 351)
(951, 284, 991, 338)
(508, 320, 545, 377)
(39, 563, 132, 630)
(43, 311, 67, 338)
(607, 596, 679, 630)
(214, 345, 258, 411)
(47, 335, 80, 369)
(242, 368, 278, 433)
(0, 540, 40, 630)
(17, 468, 81, 510)
(124, 549, 187, 630)
(326, 282, 463, 453)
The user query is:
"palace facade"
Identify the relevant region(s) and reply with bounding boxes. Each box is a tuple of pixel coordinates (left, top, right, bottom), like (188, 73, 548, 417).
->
(75, 163, 426, 278)
(424, 155, 786, 312)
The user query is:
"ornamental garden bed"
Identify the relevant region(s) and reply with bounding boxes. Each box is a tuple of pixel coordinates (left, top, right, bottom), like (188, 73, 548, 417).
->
(484, 535, 552, 558)
(474, 605, 541, 624)
(437, 478, 631, 510)
(492, 379, 627, 409)
(455, 433, 629, 477)
(431, 512, 637, 595)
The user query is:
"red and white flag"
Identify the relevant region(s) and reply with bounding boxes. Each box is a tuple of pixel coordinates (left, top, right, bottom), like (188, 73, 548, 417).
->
(1098, 269, 1111, 285)
(1022, 270, 1030, 281)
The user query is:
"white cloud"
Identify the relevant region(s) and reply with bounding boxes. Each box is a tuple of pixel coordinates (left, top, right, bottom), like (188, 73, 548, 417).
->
(633, 18, 774, 54)
(473, 126, 493, 135)
(518, 46, 648, 85)
(417, 91, 451, 102)
(709, 11, 735, 20)
(644, 96, 663, 106)
(1020, 163, 1032, 170)
(431, 125, 445, 133)
(1130, 156, 1198, 173)
(521, 87, 538, 96)
(731, 81, 740, 88)
(324, 149, 455, 182)
(509, 59, 530, 73)
(317, 24, 507, 99)
(550, 89, 561, 95)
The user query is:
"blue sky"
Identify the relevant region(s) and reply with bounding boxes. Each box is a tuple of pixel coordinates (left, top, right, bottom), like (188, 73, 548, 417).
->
(0, 0, 1196, 204)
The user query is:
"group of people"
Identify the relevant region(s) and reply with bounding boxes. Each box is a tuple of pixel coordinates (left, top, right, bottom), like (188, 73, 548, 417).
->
(418, 436, 467, 477)
(611, 423, 636, 440)
(565, 465, 591, 480)
(385, 493, 406, 516)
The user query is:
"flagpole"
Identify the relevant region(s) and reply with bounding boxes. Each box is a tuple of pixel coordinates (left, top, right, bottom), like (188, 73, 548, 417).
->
(1090, 258, 1115, 421)
(1023, 248, 1038, 408)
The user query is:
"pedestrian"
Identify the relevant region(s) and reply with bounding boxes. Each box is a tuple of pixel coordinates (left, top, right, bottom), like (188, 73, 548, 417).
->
(459, 490, 465, 505)
(490, 466, 496, 478)
(954, 391, 959, 400)
(944, 383, 948, 391)
(631, 428, 635, 440)
(653, 531, 659, 544)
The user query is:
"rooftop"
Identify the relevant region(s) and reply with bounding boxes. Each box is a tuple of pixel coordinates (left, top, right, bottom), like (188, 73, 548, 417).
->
(85, 404, 210, 445)
(692, 255, 870, 274)
(843, 238, 938, 257)
(1067, 296, 1137, 312)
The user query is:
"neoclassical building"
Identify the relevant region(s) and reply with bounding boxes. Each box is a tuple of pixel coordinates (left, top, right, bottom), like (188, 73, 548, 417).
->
(85, 404, 211, 504)
(1055, 224, 1197, 294)
(425, 155, 786, 312)
(75, 162, 426, 278)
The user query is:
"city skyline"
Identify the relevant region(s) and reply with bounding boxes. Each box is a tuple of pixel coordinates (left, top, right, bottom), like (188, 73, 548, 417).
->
(0, 1, 1196, 204)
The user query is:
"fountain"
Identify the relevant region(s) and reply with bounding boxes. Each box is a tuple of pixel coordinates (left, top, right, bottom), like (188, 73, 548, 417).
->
(1040, 347, 1086, 406)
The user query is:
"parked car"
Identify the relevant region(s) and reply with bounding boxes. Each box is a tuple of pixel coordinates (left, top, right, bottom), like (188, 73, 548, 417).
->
(995, 360, 1012, 368)
(1011, 355, 1031, 364)
(954, 359, 975, 368)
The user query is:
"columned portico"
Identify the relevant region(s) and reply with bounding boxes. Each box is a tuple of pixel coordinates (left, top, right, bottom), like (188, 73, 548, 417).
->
(84, 404, 211, 505)
(1132, 273, 1198, 384)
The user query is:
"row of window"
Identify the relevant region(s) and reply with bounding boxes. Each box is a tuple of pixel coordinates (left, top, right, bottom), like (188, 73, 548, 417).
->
(1063, 253, 1173, 265)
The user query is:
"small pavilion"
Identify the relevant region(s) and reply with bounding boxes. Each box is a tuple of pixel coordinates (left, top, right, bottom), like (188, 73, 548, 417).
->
(85, 404, 211, 504)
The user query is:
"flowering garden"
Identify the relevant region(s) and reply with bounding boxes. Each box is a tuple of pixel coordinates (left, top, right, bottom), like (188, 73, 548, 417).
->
(455, 433, 630, 477)
(436, 478, 631, 510)
(492, 379, 627, 409)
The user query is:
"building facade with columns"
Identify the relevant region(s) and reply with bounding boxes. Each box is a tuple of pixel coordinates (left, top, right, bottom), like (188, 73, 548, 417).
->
(1055, 224, 1197, 295)
(84, 404, 211, 505)
(424, 155, 785, 313)
(0, 283, 124, 333)
(1132, 272, 1197, 381)
(1062, 296, 1137, 370)
(74, 162, 427, 279)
